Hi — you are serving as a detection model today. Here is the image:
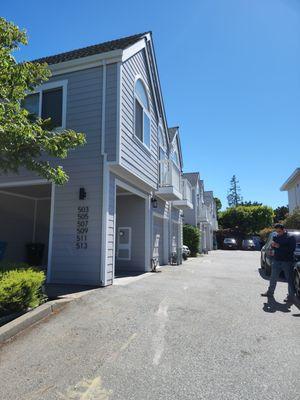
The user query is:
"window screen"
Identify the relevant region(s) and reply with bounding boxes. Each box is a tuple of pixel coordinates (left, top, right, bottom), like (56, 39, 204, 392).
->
(41, 87, 63, 129)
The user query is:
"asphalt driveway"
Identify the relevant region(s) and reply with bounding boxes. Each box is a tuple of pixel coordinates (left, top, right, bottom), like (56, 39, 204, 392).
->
(0, 251, 299, 400)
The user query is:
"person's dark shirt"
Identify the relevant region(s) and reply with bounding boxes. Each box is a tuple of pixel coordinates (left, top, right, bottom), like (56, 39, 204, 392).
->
(273, 232, 296, 261)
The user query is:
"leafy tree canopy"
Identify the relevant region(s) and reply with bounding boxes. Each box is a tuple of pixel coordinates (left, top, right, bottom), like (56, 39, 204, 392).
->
(284, 208, 300, 230)
(214, 197, 222, 213)
(0, 17, 86, 184)
(219, 205, 274, 235)
(274, 205, 289, 223)
(240, 201, 262, 207)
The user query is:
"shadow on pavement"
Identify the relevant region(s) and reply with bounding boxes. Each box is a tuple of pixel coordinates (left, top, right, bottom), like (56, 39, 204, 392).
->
(45, 284, 98, 300)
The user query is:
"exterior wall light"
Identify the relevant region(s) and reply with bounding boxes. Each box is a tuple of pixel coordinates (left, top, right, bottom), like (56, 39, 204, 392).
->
(151, 197, 158, 209)
(79, 187, 87, 200)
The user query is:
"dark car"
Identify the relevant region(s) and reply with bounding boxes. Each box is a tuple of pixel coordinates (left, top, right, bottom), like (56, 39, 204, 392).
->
(294, 261, 300, 299)
(260, 230, 300, 276)
(223, 238, 238, 250)
(242, 239, 256, 251)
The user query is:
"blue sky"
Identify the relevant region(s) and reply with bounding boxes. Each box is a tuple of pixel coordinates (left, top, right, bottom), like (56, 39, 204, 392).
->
(2, 0, 300, 209)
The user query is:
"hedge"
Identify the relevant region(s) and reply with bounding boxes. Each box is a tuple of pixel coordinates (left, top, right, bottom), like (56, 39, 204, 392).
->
(0, 268, 46, 316)
(183, 224, 200, 256)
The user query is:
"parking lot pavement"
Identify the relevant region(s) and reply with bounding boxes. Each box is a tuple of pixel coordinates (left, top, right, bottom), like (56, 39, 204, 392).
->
(0, 251, 299, 400)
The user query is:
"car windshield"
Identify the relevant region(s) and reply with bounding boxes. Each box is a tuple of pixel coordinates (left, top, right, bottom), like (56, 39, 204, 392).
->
(224, 238, 236, 243)
(244, 240, 254, 244)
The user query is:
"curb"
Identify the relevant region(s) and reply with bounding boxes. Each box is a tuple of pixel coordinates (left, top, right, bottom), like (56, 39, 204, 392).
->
(0, 298, 71, 345)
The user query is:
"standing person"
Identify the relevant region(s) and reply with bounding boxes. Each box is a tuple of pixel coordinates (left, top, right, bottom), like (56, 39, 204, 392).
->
(261, 224, 296, 302)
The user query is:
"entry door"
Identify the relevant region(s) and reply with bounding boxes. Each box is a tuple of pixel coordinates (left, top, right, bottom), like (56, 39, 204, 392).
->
(117, 227, 131, 260)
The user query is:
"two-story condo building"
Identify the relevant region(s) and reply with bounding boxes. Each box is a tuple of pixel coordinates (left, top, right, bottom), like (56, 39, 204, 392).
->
(0, 32, 193, 286)
(280, 168, 300, 213)
(183, 173, 218, 252)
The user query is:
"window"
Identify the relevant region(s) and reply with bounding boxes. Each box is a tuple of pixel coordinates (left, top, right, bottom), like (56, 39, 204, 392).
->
(42, 88, 63, 129)
(22, 81, 66, 130)
(134, 78, 151, 148)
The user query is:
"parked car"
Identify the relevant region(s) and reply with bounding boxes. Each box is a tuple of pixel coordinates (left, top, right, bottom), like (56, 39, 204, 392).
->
(242, 239, 256, 251)
(223, 238, 238, 250)
(260, 230, 300, 276)
(182, 245, 191, 260)
(294, 261, 300, 299)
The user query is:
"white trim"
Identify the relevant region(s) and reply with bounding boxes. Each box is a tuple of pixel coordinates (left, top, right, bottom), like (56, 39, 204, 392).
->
(115, 178, 148, 200)
(116, 226, 132, 260)
(143, 40, 161, 125)
(153, 211, 168, 219)
(101, 62, 107, 154)
(116, 192, 134, 196)
(122, 39, 146, 62)
(116, 62, 122, 164)
(0, 179, 48, 188)
(146, 39, 169, 143)
(280, 168, 300, 191)
(49, 50, 123, 76)
(100, 157, 109, 286)
(115, 178, 150, 273)
(145, 195, 151, 271)
(46, 183, 55, 283)
(163, 216, 169, 264)
(133, 76, 151, 151)
(27, 80, 68, 130)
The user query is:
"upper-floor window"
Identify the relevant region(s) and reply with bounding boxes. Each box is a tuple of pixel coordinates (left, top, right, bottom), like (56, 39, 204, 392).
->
(22, 81, 67, 130)
(134, 78, 150, 148)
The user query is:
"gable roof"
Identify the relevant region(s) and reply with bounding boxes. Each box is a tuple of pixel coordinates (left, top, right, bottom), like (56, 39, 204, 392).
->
(183, 172, 200, 187)
(280, 168, 300, 191)
(168, 127, 178, 143)
(32, 32, 149, 65)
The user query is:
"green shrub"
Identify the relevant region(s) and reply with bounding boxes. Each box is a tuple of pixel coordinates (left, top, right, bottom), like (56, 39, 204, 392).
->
(0, 261, 32, 273)
(183, 224, 201, 256)
(284, 208, 300, 230)
(0, 269, 45, 315)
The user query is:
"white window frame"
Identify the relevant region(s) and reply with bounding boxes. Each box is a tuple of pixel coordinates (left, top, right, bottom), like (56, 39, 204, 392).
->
(26, 80, 68, 130)
(133, 76, 151, 150)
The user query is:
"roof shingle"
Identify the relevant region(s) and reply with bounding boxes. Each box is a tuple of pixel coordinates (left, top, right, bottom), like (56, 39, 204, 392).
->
(183, 172, 200, 187)
(32, 32, 149, 65)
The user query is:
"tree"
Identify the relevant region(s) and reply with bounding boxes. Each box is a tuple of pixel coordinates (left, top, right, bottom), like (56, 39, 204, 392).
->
(183, 224, 200, 257)
(0, 18, 85, 184)
(274, 205, 289, 223)
(214, 197, 222, 213)
(284, 208, 300, 230)
(240, 201, 262, 207)
(219, 205, 274, 236)
(227, 175, 243, 207)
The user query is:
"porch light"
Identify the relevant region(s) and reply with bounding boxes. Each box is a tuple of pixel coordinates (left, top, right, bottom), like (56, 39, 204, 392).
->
(151, 197, 158, 209)
(79, 187, 87, 200)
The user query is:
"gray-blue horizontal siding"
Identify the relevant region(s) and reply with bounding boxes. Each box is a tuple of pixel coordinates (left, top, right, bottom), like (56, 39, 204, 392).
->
(121, 50, 158, 188)
(0, 67, 104, 285)
(105, 63, 118, 161)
